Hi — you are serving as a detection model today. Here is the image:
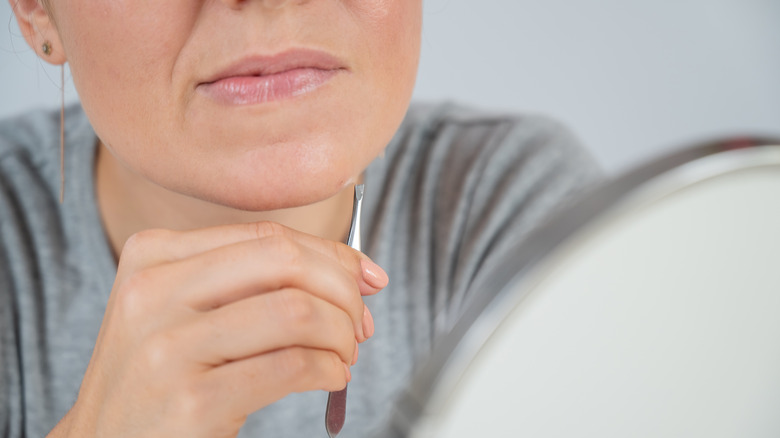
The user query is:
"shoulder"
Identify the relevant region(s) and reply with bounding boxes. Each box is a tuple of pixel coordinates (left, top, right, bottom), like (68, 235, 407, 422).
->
(366, 102, 604, 329)
(0, 103, 90, 170)
(0, 106, 61, 163)
(0, 107, 65, 290)
(378, 101, 603, 214)
(388, 101, 601, 189)
(0, 104, 92, 201)
(0, 104, 97, 282)
(398, 101, 592, 154)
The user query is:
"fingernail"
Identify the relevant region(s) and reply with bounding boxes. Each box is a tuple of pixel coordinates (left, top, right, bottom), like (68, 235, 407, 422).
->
(352, 340, 359, 366)
(344, 362, 352, 382)
(361, 259, 389, 289)
(362, 305, 375, 339)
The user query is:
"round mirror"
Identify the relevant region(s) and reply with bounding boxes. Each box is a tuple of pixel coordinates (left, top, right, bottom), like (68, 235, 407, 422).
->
(382, 140, 780, 438)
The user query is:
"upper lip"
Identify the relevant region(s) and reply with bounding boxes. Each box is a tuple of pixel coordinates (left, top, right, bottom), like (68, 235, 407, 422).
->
(200, 48, 347, 85)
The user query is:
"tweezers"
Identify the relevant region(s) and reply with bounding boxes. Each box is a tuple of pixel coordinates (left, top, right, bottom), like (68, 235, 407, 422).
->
(325, 183, 364, 437)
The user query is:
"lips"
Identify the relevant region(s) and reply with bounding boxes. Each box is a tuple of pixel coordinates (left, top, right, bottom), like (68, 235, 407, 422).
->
(197, 49, 347, 105)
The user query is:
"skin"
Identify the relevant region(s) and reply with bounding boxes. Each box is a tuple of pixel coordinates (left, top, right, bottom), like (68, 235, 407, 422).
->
(11, 0, 421, 436)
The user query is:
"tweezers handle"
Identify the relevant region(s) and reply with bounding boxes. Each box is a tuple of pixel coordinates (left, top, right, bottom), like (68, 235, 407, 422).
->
(325, 184, 364, 437)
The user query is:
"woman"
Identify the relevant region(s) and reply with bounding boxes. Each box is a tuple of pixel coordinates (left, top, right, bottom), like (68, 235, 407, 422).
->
(1, 1, 601, 437)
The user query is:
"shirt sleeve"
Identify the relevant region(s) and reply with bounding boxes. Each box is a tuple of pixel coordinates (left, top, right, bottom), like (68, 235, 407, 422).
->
(0, 224, 25, 438)
(427, 109, 604, 335)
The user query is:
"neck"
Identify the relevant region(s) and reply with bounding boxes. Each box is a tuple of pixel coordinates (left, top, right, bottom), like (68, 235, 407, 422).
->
(95, 142, 356, 258)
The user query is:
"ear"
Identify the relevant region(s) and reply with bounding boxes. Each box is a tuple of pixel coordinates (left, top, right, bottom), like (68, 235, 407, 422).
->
(9, 0, 67, 65)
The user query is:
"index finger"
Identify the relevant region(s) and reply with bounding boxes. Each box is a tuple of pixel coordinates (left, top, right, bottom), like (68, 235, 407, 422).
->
(120, 222, 388, 294)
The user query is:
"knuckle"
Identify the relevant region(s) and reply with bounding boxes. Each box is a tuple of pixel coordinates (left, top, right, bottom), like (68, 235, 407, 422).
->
(275, 348, 346, 393)
(274, 347, 311, 384)
(319, 351, 348, 392)
(332, 244, 363, 289)
(266, 234, 304, 267)
(171, 379, 213, 421)
(276, 290, 318, 326)
(122, 228, 173, 256)
(325, 266, 362, 320)
(333, 240, 360, 269)
(252, 221, 287, 240)
(115, 269, 158, 320)
(139, 332, 177, 372)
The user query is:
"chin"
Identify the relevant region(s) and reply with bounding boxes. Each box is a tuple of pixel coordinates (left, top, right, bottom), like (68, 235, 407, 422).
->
(185, 167, 357, 213)
(199, 138, 365, 212)
(218, 185, 348, 212)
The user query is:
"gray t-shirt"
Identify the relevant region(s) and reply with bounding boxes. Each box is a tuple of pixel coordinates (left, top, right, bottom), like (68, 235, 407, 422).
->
(0, 102, 601, 437)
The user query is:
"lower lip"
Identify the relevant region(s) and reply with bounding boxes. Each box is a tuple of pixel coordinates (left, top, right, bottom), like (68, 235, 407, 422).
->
(197, 68, 341, 105)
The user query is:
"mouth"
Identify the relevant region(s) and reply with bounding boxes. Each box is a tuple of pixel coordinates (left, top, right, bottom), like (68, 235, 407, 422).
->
(197, 49, 348, 105)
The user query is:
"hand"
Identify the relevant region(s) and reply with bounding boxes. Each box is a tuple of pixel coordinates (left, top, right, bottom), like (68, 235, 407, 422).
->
(50, 222, 388, 438)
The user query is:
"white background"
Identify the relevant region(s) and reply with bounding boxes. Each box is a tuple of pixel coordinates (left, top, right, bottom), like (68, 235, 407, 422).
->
(2, 0, 779, 173)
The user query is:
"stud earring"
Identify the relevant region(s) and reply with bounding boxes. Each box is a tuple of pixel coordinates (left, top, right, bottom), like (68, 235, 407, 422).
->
(42, 41, 52, 56)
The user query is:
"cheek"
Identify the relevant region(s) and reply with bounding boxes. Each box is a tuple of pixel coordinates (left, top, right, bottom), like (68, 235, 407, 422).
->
(357, 0, 422, 139)
(60, 1, 195, 142)
(355, 0, 422, 62)
(349, 0, 394, 20)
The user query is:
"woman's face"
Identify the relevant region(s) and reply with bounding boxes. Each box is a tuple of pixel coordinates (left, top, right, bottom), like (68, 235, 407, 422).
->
(44, 0, 421, 210)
